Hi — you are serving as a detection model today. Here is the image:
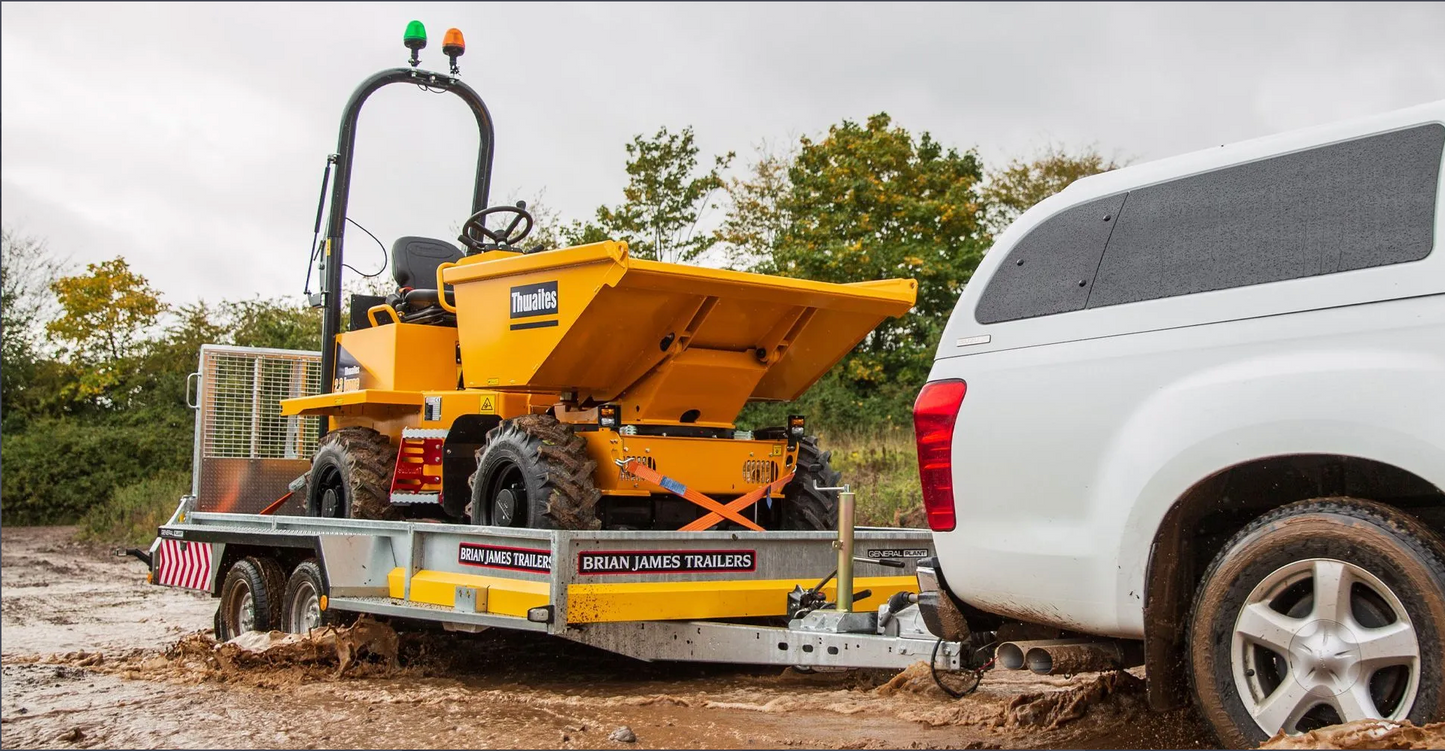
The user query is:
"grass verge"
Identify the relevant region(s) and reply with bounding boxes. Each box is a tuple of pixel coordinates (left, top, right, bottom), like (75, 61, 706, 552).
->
(819, 430, 924, 527)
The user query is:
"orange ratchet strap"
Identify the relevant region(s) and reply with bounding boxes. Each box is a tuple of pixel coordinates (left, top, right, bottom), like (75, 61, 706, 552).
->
(615, 458, 768, 532)
(680, 472, 795, 531)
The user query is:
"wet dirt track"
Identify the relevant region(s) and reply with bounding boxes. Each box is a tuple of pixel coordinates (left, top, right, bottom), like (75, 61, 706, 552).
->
(1, 526, 1212, 749)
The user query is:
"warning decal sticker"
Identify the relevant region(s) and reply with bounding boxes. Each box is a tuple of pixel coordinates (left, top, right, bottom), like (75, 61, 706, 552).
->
(578, 549, 757, 575)
(458, 543, 552, 573)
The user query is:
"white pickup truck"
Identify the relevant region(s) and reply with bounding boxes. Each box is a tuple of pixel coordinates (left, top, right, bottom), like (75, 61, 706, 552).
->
(914, 101, 1445, 746)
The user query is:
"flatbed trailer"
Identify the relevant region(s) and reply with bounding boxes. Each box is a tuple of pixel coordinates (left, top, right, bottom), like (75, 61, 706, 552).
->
(147, 498, 972, 672)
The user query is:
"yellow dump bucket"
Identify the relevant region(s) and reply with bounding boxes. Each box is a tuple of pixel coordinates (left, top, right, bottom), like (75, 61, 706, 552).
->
(441, 241, 915, 426)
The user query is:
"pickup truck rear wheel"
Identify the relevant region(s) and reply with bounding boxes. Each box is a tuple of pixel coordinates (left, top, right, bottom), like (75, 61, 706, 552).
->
(1187, 498, 1445, 748)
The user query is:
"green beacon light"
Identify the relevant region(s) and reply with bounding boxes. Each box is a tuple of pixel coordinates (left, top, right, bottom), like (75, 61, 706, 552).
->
(403, 20, 427, 67)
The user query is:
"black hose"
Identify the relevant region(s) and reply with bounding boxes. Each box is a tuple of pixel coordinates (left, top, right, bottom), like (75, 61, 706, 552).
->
(931, 638, 985, 699)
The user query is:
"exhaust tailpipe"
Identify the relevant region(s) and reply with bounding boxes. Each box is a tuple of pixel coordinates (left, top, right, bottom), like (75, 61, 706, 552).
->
(1027, 640, 1145, 675)
(996, 639, 1144, 674)
(995, 639, 1083, 671)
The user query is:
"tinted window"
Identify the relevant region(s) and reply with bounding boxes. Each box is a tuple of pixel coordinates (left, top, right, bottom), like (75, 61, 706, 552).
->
(975, 194, 1126, 324)
(1088, 124, 1443, 308)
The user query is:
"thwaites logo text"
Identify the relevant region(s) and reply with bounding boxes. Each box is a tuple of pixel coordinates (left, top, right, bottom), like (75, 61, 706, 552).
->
(458, 543, 552, 573)
(510, 281, 559, 318)
(578, 549, 756, 575)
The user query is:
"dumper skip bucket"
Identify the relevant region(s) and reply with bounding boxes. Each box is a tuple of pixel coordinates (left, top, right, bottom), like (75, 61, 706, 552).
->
(441, 241, 915, 424)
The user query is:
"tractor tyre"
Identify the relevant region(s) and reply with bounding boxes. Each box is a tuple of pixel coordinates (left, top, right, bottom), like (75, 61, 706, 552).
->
(305, 427, 398, 521)
(215, 556, 286, 640)
(469, 414, 601, 530)
(779, 436, 841, 531)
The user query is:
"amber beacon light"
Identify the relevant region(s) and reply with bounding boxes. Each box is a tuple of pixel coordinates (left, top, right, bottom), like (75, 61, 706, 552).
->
(443, 28, 465, 74)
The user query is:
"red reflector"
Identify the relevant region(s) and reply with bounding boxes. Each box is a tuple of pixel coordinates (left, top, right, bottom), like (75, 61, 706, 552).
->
(913, 379, 966, 532)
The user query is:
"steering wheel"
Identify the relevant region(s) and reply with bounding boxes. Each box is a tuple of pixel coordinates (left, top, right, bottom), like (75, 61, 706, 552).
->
(458, 202, 534, 253)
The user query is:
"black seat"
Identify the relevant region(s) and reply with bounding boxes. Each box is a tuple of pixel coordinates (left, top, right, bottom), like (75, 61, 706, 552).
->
(389, 237, 463, 325)
(392, 236, 463, 289)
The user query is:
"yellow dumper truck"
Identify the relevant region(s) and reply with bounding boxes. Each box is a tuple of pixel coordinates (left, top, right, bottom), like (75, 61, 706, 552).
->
(281, 24, 915, 533)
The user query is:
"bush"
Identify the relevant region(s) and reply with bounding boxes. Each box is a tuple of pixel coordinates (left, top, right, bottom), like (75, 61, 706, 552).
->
(77, 470, 190, 546)
(818, 430, 924, 528)
(1, 407, 192, 525)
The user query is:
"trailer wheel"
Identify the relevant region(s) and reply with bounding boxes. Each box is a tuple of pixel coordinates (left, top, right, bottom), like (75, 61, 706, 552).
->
(1187, 498, 1445, 748)
(215, 556, 285, 641)
(306, 427, 398, 520)
(469, 414, 600, 530)
(281, 560, 339, 634)
(779, 436, 841, 531)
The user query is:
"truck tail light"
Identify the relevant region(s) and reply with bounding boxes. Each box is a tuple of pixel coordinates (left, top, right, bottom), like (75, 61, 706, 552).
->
(913, 379, 966, 532)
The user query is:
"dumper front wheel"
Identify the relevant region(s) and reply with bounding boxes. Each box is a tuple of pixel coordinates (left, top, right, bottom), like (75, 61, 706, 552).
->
(470, 414, 601, 530)
(780, 436, 841, 531)
(306, 427, 398, 521)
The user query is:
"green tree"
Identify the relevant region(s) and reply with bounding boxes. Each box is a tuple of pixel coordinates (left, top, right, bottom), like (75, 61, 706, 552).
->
(733, 114, 989, 432)
(982, 144, 1123, 233)
(2, 228, 64, 427)
(775, 113, 988, 383)
(225, 298, 322, 351)
(590, 126, 734, 263)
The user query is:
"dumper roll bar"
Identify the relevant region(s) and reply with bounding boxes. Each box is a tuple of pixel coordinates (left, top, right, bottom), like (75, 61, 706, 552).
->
(317, 67, 496, 411)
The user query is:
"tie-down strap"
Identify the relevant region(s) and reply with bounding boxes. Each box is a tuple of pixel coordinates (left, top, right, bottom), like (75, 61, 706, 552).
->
(615, 458, 795, 532)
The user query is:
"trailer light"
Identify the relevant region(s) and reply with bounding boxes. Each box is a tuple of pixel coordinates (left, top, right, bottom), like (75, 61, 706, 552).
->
(527, 605, 554, 623)
(913, 380, 966, 532)
(319, 595, 328, 611)
(598, 403, 621, 429)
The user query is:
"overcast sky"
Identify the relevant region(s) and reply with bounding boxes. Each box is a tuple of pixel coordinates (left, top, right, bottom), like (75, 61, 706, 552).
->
(3, 2, 1443, 306)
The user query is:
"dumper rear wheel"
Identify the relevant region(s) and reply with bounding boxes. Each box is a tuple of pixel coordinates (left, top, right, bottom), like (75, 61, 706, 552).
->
(470, 414, 601, 530)
(780, 436, 841, 530)
(306, 427, 398, 521)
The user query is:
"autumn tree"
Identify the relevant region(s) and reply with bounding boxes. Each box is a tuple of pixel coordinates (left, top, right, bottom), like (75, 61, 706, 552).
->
(47, 257, 165, 398)
(717, 142, 794, 273)
(582, 126, 734, 263)
(982, 144, 1123, 233)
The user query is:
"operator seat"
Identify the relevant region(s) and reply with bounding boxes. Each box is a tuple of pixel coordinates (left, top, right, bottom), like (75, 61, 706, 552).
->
(389, 236, 462, 325)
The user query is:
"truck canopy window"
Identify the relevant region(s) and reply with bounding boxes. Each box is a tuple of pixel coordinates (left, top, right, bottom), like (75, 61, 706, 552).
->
(1087, 123, 1443, 308)
(975, 193, 1127, 324)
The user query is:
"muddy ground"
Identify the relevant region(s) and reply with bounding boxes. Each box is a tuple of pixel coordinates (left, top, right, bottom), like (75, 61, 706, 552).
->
(0, 526, 1213, 749)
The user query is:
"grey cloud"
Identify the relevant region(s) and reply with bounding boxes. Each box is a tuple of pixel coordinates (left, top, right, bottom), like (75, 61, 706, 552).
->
(3, 2, 1442, 306)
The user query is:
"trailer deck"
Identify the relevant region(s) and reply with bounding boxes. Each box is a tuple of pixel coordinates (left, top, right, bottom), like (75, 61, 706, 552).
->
(151, 498, 966, 671)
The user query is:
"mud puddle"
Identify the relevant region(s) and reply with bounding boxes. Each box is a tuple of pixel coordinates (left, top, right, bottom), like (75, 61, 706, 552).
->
(2, 526, 1210, 749)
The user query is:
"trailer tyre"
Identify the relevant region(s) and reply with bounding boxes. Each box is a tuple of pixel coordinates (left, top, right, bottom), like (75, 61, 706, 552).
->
(306, 427, 398, 521)
(779, 436, 841, 531)
(469, 414, 601, 530)
(281, 560, 340, 634)
(215, 556, 285, 641)
(1187, 498, 1445, 748)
